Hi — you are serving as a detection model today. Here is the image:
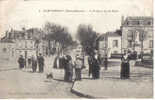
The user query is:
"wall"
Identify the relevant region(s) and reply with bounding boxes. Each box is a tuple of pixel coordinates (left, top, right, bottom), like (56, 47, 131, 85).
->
(107, 36, 121, 57)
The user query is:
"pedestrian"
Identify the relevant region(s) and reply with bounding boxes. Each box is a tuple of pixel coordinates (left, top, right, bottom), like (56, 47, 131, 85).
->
(28, 57, 32, 68)
(37, 53, 45, 73)
(74, 54, 83, 80)
(88, 54, 93, 77)
(18, 55, 25, 69)
(120, 52, 130, 79)
(53, 56, 59, 68)
(65, 55, 73, 82)
(104, 56, 108, 70)
(59, 55, 63, 69)
(31, 55, 37, 72)
(92, 53, 100, 79)
(63, 55, 68, 81)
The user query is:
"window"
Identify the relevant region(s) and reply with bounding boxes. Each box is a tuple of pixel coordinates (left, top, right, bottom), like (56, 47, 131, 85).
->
(113, 51, 118, 54)
(147, 21, 151, 25)
(127, 31, 133, 40)
(128, 41, 132, 47)
(149, 40, 153, 48)
(113, 40, 118, 47)
(132, 21, 140, 25)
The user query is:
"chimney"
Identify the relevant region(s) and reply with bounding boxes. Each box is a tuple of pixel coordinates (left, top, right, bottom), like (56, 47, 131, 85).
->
(121, 15, 124, 26)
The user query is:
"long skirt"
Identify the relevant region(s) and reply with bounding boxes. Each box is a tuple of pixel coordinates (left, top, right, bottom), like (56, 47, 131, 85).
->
(32, 64, 37, 72)
(75, 68, 81, 80)
(19, 63, 24, 69)
(120, 62, 130, 79)
(64, 71, 73, 82)
(92, 69, 100, 79)
(88, 65, 92, 76)
(64, 70, 68, 81)
(39, 64, 44, 72)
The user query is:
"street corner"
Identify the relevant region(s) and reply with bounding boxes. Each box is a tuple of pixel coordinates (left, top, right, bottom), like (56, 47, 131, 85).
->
(71, 76, 153, 98)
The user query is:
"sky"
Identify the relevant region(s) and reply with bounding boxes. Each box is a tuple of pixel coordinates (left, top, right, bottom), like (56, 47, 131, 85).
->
(0, 0, 153, 38)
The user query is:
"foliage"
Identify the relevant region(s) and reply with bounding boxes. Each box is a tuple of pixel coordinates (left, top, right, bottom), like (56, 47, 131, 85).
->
(44, 22, 74, 50)
(76, 24, 98, 55)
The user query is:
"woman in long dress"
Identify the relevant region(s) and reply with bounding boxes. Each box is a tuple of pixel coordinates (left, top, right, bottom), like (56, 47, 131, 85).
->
(120, 53, 130, 79)
(92, 54, 100, 79)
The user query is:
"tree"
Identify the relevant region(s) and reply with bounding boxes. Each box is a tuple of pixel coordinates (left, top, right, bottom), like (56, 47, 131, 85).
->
(43, 22, 74, 56)
(27, 28, 43, 56)
(76, 24, 98, 55)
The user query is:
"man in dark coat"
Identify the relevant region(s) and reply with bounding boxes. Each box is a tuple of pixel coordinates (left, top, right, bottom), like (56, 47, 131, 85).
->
(32, 56, 37, 72)
(18, 55, 25, 69)
(92, 54, 100, 79)
(64, 55, 73, 82)
(37, 53, 45, 73)
(104, 56, 108, 70)
(62, 55, 68, 81)
(28, 57, 32, 68)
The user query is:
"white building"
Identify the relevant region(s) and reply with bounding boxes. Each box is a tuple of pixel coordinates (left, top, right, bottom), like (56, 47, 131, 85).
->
(107, 32, 121, 58)
(98, 31, 121, 58)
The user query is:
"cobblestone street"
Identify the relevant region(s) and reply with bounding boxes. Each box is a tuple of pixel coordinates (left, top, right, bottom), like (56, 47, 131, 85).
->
(0, 56, 153, 98)
(0, 68, 79, 98)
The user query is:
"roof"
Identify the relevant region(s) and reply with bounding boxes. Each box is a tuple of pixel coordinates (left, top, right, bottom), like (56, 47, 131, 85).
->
(107, 32, 121, 37)
(126, 16, 153, 20)
(96, 34, 106, 41)
(122, 16, 153, 27)
(0, 39, 14, 43)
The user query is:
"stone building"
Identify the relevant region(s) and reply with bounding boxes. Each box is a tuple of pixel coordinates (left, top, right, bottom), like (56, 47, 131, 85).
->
(0, 39, 15, 61)
(121, 16, 153, 55)
(0, 28, 45, 63)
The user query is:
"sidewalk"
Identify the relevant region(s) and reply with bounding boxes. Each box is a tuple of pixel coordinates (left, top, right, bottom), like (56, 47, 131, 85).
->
(0, 59, 18, 71)
(72, 66, 153, 98)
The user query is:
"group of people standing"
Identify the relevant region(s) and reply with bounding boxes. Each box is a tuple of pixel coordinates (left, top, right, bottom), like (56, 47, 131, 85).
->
(61, 52, 102, 82)
(88, 53, 101, 79)
(61, 54, 83, 82)
(18, 53, 45, 73)
(18, 51, 132, 81)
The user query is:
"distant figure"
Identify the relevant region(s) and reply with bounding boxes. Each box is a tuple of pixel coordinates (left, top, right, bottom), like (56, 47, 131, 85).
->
(53, 56, 59, 68)
(92, 53, 100, 79)
(63, 55, 68, 81)
(104, 56, 108, 70)
(88, 55, 93, 77)
(59, 55, 64, 69)
(18, 55, 25, 69)
(65, 55, 73, 82)
(74, 54, 83, 80)
(31, 55, 37, 72)
(28, 57, 32, 68)
(37, 53, 45, 73)
(120, 53, 130, 79)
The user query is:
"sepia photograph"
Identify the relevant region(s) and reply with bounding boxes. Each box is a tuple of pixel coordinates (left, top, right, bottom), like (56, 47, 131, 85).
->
(0, 0, 153, 99)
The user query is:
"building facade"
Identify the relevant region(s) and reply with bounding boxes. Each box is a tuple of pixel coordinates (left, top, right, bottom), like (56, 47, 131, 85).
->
(0, 28, 45, 62)
(0, 40, 15, 61)
(121, 16, 153, 55)
(98, 31, 122, 58)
